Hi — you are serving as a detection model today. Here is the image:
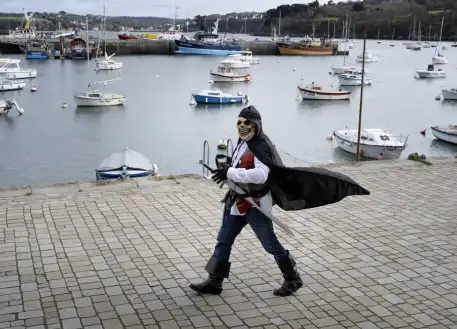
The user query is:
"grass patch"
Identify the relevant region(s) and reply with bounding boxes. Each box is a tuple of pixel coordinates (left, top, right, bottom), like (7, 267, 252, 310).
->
(166, 175, 176, 180)
(408, 152, 432, 165)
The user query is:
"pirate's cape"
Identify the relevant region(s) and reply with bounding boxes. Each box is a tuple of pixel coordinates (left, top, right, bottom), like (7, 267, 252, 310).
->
(238, 106, 370, 211)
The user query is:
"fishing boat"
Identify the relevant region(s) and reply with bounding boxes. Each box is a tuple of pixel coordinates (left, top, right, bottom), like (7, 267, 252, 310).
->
(66, 37, 91, 59)
(333, 128, 408, 160)
(117, 31, 138, 40)
(25, 40, 49, 59)
(0, 79, 26, 91)
(416, 64, 446, 79)
(218, 58, 249, 68)
(338, 71, 372, 86)
(277, 42, 333, 56)
(297, 82, 351, 100)
(191, 89, 248, 104)
(441, 88, 457, 101)
(228, 51, 260, 64)
(74, 17, 126, 107)
(430, 125, 457, 145)
(96, 147, 158, 180)
(0, 59, 37, 79)
(210, 60, 251, 82)
(0, 99, 24, 116)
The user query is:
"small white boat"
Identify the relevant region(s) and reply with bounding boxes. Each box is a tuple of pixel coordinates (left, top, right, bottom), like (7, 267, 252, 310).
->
(333, 128, 408, 160)
(228, 51, 260, 64)
(331, 63, 365, 75)
(441, 88, 457, 101)
(191, 89, 248, 104)
(431, 125, 457, 145)
(416, 64, 446, 79)
(218, 139, 228, 149)
(218, 58, 250, 68)
(356, 52, 378, 63)
(338, 72, 372, 86)
(210, 61, 251, 82)
(0, 79, 26, 91)
(96, 53, 123, 70)
(74, 89, 127, 107)
(297, 82, 351, 100)
(96, 147, 158, 180)
(422, 42, 431, 48)
(432, 52, 448, 65)
(0, 99, 24, 116)
(389, 43, 395, 47)
(410, 44, 421, 51)
(0, 59, 37, 79)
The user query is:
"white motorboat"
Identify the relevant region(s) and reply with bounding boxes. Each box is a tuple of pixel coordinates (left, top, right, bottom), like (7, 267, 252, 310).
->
(297, 82, 351, 100)
(333, 128, 408, 160)
(356, 52, 378, 63)
(0, 79, 26, 91)
(0, 59, 37, 79)
(210, 60, 251, 82)
(338, 71, 372, 86)
(441, 88, 457, 100)
(431, 125, 457, 145)
(96, 147, 158, 180)
(331, 64, 365, 75)
(228, 51, 260, 64)
(74, 89, 127, 107)
(410, 44, 421, 51)
(96, 53, 123, 70)
(416, 64, 446, 79)
(0, 99, 24, 116)
(218, 58, 250, 69)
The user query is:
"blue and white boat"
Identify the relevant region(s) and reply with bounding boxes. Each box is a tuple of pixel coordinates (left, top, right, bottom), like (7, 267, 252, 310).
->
(96, 147, 158, 180)
(174, 18, 243, 56)
(25, 41, 49, 59)
(191, 89, 248, 104)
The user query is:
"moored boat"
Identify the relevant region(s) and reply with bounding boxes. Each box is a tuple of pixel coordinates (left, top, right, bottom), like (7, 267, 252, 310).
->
(356, 52, 378, 63)
(0, 59, 37, 79)
(191, 89, 248, 104)
(338, 71, 372, 86)
(96, 147, 158, 180)
(66, 37, 91, 59)
(276, 42, 333, 56)
(431, 125, 457, 145)
(297, 82, 351, 100)
(118, 32, 138, 40)
(228, 51, 260, 64)
(333, 128, 408, 159)
(0, 79, 26, 91)
(416, 64, 446, 79)
(210, 60, 251, 82)
(441, 88, 457, 100)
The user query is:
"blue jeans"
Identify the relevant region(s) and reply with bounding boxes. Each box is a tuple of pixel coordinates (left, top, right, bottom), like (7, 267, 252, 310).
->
(213, 207, 288, 261)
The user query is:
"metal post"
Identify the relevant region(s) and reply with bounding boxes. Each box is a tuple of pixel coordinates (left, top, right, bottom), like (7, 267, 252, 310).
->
(202, 140, 210, 177)
(356, 28, 367, 162)
(226, 139, 234, 157)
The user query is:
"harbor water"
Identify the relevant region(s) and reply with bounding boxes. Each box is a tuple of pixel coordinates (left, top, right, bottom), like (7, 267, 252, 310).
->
(1, 40, 457, 188)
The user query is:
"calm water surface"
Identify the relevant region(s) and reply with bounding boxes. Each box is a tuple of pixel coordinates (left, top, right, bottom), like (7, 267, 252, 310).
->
(1, 40, 457, 188)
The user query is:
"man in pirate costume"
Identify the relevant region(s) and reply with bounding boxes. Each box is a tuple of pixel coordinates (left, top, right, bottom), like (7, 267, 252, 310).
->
(190, 105, 369, 297)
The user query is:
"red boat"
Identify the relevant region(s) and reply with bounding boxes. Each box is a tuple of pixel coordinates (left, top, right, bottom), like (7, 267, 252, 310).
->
(118, 32, 138, 40)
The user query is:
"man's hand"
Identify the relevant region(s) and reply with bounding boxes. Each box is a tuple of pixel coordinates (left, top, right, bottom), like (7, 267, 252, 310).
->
(211, 165, 229, 184)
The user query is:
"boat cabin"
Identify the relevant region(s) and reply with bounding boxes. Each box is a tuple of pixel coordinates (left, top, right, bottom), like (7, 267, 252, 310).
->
(0, 61, 21, 70)
(427, 64, 435, 71)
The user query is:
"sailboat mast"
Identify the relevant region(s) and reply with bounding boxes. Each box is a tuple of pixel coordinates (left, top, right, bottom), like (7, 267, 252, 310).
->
(356, 29, 367, 162)
(103, 5, 106, 55)
(86, 16, 90, 86)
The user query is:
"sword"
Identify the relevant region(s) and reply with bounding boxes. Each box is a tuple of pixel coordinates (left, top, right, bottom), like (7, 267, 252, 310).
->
(199, 161, 295, 237)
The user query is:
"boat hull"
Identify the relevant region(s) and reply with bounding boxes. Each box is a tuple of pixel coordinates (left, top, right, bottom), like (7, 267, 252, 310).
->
(96, 62, 123, 70)
(74, 95, 126, 107)
(333, 133, 405, 159)
(277, 42, 333, 56)
(5, 70, 37, 79)
(432, 57, 448, 64)
(26, 51, 48, 59)
(441, 89, 457, 100)
(118, 34, 137, 40)
(0, 82, 26, 91)
(175, 40, 243, 55)
(338, 77, 372, 86)
(96, 169, 153, 180)
(431, 126, 457, 144)
(416, 71, 446, 78)
(192, 94, 244, 104)
(298, 87, 351, 100)
(210, 73, 251, 82)
(331, 65, 363, 75)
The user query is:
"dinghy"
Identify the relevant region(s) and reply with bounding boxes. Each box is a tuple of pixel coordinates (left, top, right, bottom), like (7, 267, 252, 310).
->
(96, 147, 158, 180)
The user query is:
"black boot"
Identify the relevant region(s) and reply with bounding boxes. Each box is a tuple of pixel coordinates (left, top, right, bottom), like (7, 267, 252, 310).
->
(273, 251, 303, 297)
(189, 255, 231, 295)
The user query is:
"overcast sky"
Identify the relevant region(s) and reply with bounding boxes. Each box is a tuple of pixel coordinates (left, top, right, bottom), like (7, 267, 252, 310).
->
(2, 0, 339, 18)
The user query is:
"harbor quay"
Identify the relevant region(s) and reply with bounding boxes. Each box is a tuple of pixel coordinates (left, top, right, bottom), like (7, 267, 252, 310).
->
(1, 157, 457, 329)
(0, 39, 344, 56)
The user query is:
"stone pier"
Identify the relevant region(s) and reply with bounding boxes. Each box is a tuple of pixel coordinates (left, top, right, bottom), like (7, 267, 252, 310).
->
(0, 157, 457, 329)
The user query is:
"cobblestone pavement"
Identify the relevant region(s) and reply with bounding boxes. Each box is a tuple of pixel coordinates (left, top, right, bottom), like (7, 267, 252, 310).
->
(1, 157, 457, 329)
